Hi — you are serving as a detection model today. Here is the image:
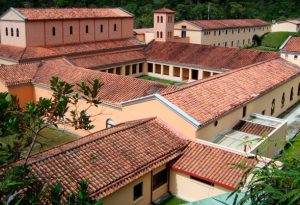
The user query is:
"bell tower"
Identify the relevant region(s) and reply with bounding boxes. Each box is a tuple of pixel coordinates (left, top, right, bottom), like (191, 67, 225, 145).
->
(153, 8, 175, 42)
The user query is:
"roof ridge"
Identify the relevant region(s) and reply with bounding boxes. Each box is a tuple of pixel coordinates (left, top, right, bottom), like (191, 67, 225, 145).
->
(24, 117, 157, 165)
(162, 57, 280, 96)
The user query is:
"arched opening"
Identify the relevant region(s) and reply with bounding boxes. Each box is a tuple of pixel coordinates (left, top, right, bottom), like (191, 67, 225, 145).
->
(106, 118, 115, 128)
(252, 35, 261, 46)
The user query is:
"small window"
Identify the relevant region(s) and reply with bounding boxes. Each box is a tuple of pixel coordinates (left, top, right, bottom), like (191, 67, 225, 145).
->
(271, 98, 275, 115)
(133, 182, 143, 201)
(160, 16, 163, 23)
(100, 24, 103, 32)
(225, 30, 228, 34)
(157, 16, 159, 23)
(106, 118, 115, 128)
(85, 25, 89, 33)
(290, 87, 294, 101)
(242, 106, 247, 117)
(160, 32, 163, 38)
(281, 93, 285, 108)
(191, 69, 198, 80)
(157, 31, 159, 38)
(261, 110, 265, 115)
(11, 28, 14, 36)
(16, 28, 19, 37)
(70, 26, 73, 35)
(214, 121, 218, 127)
(52, 27, 56, 36)
(152, 168, 168, 190)
(294, 55, 298, 60)
(5, 27, 8, 36)
(219, 30, 221, 35)
(114, 24, 117, 31)
(148, 63, 153, 72)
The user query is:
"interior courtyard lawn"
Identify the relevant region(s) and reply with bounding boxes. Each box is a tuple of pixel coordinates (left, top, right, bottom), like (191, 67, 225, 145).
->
(0, 127, 78, 155)
(283, 133, 300, 159)
(161, 196, 187, 205)
(138, 75, 181, 85)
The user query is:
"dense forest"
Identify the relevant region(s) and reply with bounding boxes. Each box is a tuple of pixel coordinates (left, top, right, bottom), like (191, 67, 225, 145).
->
(1, 0, 300, 28)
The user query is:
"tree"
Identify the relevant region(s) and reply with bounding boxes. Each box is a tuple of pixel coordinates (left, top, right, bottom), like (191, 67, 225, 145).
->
(0, 76, 102, 204)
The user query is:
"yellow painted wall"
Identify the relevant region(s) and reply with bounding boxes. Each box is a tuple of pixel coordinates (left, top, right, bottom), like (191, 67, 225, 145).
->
(169, 170, 229, 202)
(281, 53, 300, 67)
(8, 84, 35, 107)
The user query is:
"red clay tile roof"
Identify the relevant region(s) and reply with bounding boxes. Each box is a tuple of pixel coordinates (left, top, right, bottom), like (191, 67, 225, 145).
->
(145, 41, 279, 70)
(15, 8, 133, 20)
(233, 120, 275, 136)
(153, 8, 175, 13)
(0, 58, 177, 106)
(172, 141, 256, 189)
(20, 118, 188, 201)
(70, 50, 145, 69)
(281, 37, 300, 53)
(0, 38, 144, 62)
(188, 19, 268, 30)
(163, 58, 300, 125)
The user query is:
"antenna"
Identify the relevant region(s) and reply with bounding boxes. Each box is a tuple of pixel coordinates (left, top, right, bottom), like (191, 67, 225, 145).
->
(208, 2, 211, 20)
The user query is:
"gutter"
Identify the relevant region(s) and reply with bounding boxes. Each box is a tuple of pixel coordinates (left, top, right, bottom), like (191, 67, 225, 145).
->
(121, 93, 201, 127)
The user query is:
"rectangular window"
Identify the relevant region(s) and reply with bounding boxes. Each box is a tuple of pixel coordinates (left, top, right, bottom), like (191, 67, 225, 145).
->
(116, 67, 121, 75)
(163, 65, 169, 75)
(148, 63, 153, 72)
(152, 169, 168, 190)
(139, 63, 143, 73)
(191, 69, 198, 80)
(173, 67, 180, 77)
(190, 176, 214, 186)
(16, 28, 19, 37)
(182, 68, 189, 80)
(5, 27, 8, 36)
(11, 28, 14, 36)
(125, 65, 130, 75)
(100, 24, 103, 32)
(86, 25, 89, 33)
(155, 64, 161, 74)
(243, 106, 247, 117)
(114, 24, 117, 31)
(70, 26, 73, 35)
(52, 27, 56, 36)
(132, 64, 137, 74)
(133, 182, 143, 201)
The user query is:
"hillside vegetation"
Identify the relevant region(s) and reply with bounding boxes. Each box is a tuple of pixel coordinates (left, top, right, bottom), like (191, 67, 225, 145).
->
(1, 0, 300, 28)
(261, 32, 300, 49)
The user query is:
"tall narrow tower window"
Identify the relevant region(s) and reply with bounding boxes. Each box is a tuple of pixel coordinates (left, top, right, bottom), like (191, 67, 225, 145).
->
(114, 24, 117, 31)
(52, 27, 56, 36)
(70, 26, 73, 35)
(160, 32, 163, 38)
(16, 28, 19, 37)
(100, 24, 103, 32)
(160, 16, 163, 23)
(85, 25, 89, 33)
(11, 28, 14, 36)
(5, 27, 8, 36)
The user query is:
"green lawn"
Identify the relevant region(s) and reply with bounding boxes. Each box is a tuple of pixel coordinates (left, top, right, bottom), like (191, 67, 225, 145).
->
(0, 127, 78, 155)
(138, 75, 182, 85)
(161, 196, 187, 205)
(249, 46, 278, 52)
(261, 32, 300, 49)
(282, 134, 300, 159)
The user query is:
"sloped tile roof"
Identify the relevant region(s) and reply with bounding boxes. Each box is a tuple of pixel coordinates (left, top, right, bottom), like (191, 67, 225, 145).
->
(281, 37, 300, 53)
(20, 118, 188, 201)
(15, 7, 133, 20)
(233, 120, 275, 136)
(153, 8, 175, 13)
(70, 50, 146, 69)
(188, 19, 268, 30)
(145, 41, 279, 70)
(0, 38, 145, 62)
(172, 141, 256, 189)
(163, 58, 300, 125)
(0, 58, 177, 106)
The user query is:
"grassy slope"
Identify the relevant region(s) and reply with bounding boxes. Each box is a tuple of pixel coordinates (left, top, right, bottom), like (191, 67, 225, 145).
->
(161, 196, 187, 205)
(138, 75, 181, 85)
(282, 134, 300, 159)
(261, 32, 300, 49)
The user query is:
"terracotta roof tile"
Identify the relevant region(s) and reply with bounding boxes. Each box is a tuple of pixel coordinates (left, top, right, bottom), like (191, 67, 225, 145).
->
(21, 118, 188, 201)
(15, 8, 133, 20)
(70, 50, 145, 69)
(0, 38, 144, 62)
(233, 120, 275, 136)
(145, 41, 278, 70)
(0, 58, 177, 106)
(153, 8, 175, 13)
(172, 142, 256, 189)
(281, 37, 300, 52)
(163, 58, 300, 125)
(189, 19, 268, 30)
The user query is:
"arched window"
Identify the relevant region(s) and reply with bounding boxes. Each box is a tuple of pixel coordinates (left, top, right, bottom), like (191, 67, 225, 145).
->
(106, 118, 115, 128)
(114, 24, 117, 31)
(52, 27, 56, 36)
(160, 16, 163, 23)
(214, 121, 218, 127)
(85, 25, 89, 33)
(157, 31, 159, 38)
(290, 87, 294, 101)
(70, 26, 73, 35)
(11, 28, 14, 36)
(281, 93, 285, 108)
(100, 24, 103, 32)
(5, 27, 8, 36)
(160, 32, 163, 38)
(271, 98, 275, 115)
(16, 28, 19, 37)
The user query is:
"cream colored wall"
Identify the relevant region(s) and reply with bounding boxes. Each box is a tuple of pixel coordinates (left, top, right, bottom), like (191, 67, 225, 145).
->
(197, 75, 300, 141)
(145, 32, 154, 44)
(0, 10, 24, 21)
(169, 170, 229, 202)
(154, 13, 174, 42)
(0, 21, 26, 47)
(281, 52, 300, 66)
(174, 21, 201, 44)
(26, 21, 45, 46)
(272, 22, 299, 32)
(0, 58, 18, 65)
(0, 82, 8, 92)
